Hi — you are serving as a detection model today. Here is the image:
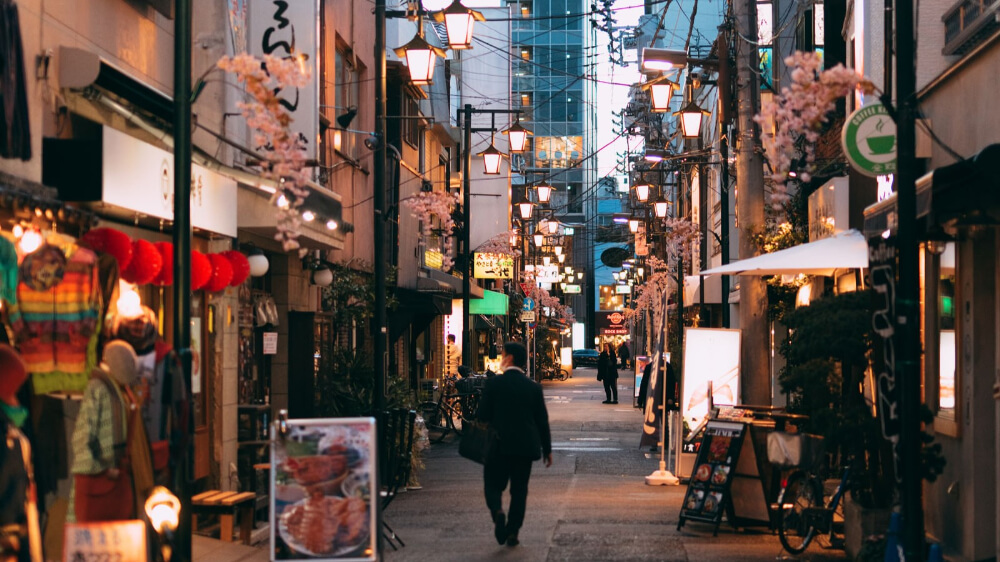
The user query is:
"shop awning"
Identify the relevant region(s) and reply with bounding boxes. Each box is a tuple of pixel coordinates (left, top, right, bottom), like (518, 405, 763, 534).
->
(424, 268, 485, 299)
(700, 229, 868, 277)
(469, 290, 508, 315)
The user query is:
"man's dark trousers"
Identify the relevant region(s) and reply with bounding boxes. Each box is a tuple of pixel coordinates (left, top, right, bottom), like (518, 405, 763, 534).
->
(484, 454, 533, 534)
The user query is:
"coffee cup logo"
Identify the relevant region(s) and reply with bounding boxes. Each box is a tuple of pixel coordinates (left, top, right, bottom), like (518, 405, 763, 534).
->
(842, 103, 897, 177)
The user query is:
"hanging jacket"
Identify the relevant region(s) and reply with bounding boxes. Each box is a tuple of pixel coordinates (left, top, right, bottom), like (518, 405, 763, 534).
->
(9, 243, 102, 393)
(0, 0, 31, 160)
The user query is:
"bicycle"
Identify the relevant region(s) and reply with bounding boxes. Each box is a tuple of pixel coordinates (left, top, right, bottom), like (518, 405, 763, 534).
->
(417, 375, 480, 443)
(777, 456, 853, 555)
(539, 364, 569, 381)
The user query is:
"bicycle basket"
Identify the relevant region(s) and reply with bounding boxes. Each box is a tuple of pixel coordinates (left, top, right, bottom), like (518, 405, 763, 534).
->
(455, 375, 487, 394)
(766, 431, 824, 469)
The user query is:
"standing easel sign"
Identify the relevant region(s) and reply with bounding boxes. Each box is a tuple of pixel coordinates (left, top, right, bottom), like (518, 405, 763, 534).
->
(677, 420, 747, 535)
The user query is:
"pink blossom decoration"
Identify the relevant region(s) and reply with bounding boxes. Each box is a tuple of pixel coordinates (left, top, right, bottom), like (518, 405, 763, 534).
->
(401, 191, 459, 271)
(753, 51, 867, 203)
(218, 53, 312, 253)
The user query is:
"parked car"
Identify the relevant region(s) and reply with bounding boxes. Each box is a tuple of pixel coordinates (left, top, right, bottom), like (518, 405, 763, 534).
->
(572, 349, 600, 368)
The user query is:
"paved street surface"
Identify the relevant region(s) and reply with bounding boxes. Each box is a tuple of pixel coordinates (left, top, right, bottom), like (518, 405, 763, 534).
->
(193, 368, 848, 561)
(382, 368, 848, 561)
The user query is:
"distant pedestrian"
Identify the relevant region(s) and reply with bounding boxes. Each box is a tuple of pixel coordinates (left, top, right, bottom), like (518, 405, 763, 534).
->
(637, 360, 652, 410)
(598, 344, 619, 404)
(445, 334, 461, 377)
(617, 342, 631, 369)
(477, 342, 552, 547)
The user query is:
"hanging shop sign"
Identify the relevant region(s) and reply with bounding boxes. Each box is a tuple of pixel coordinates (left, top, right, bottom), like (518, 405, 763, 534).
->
(64, 521, 147, 562)
(271, 417, 377, 561)
(596, 311, 628, 335)
(473, 252, 514, 279)
(869, 234, 901, 484)
(563, 284, 582, 294)
(249, 0, 320, 164)
(535, 265, 560, 283)
(842, 103, 897, 177)
(102, 127, 238, 236)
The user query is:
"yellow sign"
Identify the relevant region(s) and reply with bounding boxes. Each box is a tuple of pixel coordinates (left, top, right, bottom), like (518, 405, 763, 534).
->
(474, 253, 514, 279)
(64, 521, 147, 562)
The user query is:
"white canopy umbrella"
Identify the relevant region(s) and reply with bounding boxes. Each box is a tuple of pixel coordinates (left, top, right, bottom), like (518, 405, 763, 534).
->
(700, 229, 869, 277)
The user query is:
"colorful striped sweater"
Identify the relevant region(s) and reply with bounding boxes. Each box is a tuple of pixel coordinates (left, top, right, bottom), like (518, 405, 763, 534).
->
(8, 244, 101, 393)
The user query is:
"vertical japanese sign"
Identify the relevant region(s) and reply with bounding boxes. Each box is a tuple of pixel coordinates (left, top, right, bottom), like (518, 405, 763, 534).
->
(869, 235, 901, 483)
(250, 0, 320, 164)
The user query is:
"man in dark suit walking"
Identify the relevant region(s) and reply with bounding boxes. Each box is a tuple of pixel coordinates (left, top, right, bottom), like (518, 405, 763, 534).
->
(477, 341, 552, 547)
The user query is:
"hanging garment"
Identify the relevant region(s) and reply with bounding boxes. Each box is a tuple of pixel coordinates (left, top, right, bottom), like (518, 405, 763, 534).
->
(9, 243, 102, 393)
(0, 0, 31, 161)
(0, 235, 17, 305)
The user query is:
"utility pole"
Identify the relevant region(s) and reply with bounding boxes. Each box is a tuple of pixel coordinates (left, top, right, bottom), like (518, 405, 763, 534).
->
(462, 104, 473, 370)
(733, 0, 770, 405)
(172, 0, 193, 559)
(717, 26, 733, 329)
(894, 0, 924, 553)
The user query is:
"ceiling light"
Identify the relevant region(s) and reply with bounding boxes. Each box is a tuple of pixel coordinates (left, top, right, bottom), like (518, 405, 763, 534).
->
(302, 210, 315, 222)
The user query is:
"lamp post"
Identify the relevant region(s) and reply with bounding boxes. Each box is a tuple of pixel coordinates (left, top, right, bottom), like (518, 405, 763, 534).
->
(458, 104, 522, 372)
(172, 0, 194, 559)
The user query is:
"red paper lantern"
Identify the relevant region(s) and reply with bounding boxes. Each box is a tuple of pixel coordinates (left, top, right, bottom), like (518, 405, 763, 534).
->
(222, 250, 251, 287)
(206, 253, 234, 292)
(191, 250, 212, 291)
(152, 242, 174, 286)
(120, 239, 163, 285)
(80, 227, 133, 271)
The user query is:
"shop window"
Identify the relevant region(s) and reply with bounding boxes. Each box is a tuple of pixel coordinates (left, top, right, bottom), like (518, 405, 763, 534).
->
(402, 96, 420, 148)
(936, 243, 957, 422)
(334, 50, 362, 159)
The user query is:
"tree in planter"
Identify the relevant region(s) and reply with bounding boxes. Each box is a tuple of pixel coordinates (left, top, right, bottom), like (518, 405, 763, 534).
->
(779, 289, 894, 508)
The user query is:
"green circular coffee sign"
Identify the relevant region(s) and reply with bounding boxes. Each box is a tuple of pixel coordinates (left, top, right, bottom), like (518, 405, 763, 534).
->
(841, 103, 897, 177)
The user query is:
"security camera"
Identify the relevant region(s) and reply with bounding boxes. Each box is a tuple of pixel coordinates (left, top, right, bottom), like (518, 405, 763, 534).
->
(364, 134, 381, 150)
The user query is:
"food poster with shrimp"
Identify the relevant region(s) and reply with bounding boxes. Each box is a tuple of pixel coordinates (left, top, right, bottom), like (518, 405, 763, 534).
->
(270, 418, 377, 561)
(678, 421, 746, 525)
(681, 328, 741, 432)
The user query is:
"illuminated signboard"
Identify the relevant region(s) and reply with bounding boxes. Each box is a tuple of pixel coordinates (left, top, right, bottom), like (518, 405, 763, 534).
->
(596, 311, 628, 335)
(473, 252, 514, 279)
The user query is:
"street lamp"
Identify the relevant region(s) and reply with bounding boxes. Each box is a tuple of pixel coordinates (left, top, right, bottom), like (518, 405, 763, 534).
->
(504, 119, 532, 153)
(645, 148, 668, 162)
(649, 80, 678, 113)
(533, 233, 544, 247)
(394, 30, 447, 86)
(478, 136, 503, 174)
(628, 217, 641, 233)
(543, 256, 551, 266)
(654, 198, 669, 218)
(432, 0, 485, 50)
(518, 201, 534, 220)
(640, 47, 688, 72)
(553, 245, 563, 256)
(557, 254, 566, 263)
(634, 183, 651, 202)
(675, 99, 710, 138)
(546, 220, 559, 235)
(536, 182, 553, 203)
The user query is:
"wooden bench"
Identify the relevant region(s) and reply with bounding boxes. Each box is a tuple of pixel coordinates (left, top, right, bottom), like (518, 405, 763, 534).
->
(191, 490, 256, 544)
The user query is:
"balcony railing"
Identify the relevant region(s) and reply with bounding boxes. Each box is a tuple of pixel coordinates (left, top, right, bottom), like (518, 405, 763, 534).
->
(942, 0, 1000, 55)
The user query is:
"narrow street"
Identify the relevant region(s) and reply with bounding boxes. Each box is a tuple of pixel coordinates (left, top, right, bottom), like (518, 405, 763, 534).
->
(382, 369, 849, 561)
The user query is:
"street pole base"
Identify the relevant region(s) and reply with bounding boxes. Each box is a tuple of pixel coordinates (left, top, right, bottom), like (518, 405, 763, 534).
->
(645, 470, 680, 486)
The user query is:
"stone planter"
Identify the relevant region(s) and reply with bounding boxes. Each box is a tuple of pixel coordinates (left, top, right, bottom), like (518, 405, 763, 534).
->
(844, 492, 892, 560)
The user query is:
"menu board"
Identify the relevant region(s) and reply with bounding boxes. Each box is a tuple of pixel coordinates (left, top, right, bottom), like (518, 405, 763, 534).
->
(271, 417, 377, 561)
(64, 521, 146, 562)
(678, 420, 746, 530)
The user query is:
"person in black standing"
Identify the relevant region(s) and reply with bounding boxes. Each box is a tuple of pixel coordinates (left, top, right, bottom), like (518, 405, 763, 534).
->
(617, 341, 631, 370)
(598, 344, 619, 404)
(477, 342, 552, 547)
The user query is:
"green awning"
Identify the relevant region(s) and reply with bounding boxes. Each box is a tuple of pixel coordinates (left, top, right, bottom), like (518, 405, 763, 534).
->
(469, 290, 508, 315)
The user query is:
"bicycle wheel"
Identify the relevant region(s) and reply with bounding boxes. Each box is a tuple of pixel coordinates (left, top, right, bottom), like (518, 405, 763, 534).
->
(558, 369, 569, 381)
(778, 471, 824, 555)
(418, 401, 447, 443)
